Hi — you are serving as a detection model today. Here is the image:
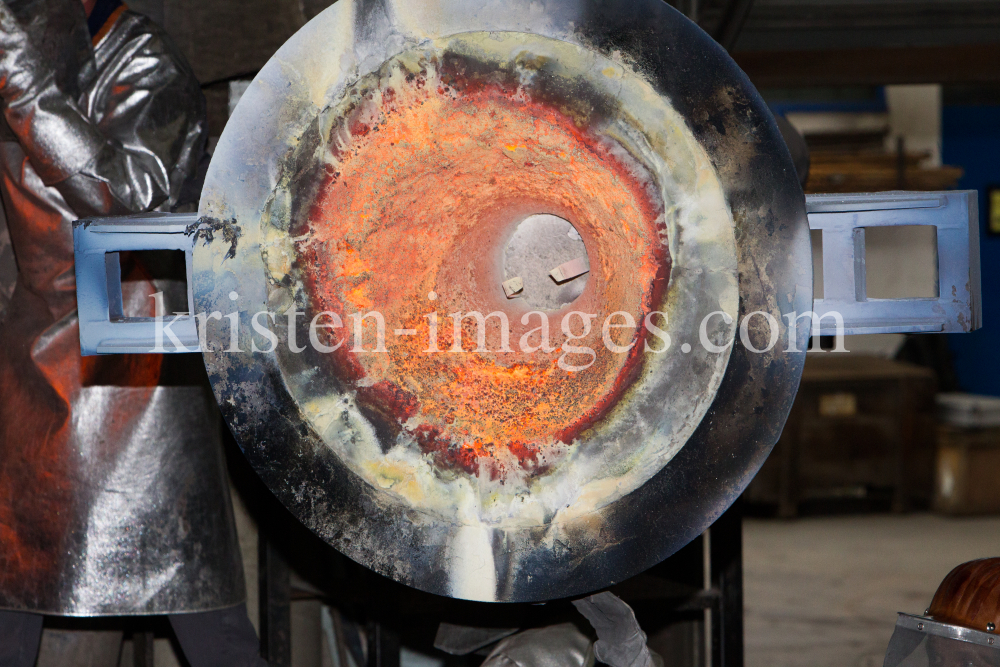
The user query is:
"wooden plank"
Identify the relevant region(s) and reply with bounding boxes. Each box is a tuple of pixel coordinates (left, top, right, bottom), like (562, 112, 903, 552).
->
(735, 44, 1000, 87)
(801, 356, 936, 383)
(804, 165, 964, 194)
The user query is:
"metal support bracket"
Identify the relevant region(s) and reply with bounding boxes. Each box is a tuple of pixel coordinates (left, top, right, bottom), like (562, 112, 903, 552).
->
(806, 190, 981, 336)
(72, 191, 982, 355)
(73, 213, 200, 355)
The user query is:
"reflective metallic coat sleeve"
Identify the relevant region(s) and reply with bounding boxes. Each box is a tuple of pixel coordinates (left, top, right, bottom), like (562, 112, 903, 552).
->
(0, 1, 205, 216)
(0, 4, 244, 615)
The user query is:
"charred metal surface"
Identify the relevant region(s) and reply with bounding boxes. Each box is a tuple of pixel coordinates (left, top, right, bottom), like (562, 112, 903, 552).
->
(187, 216, 241, 260)
(194, 0, 810, 602)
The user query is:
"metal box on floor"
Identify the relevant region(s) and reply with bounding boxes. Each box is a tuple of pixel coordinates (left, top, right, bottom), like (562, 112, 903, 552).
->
(935, 429, 1000, 514)
(935, 394, 1000, 514)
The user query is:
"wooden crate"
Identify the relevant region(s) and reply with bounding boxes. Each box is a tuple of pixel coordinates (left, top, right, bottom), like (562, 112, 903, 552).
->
(935, 425, 1000, 515)
(745, 355, 937, 516)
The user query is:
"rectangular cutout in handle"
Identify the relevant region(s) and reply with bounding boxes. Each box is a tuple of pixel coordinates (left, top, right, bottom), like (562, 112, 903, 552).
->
(73, 213, 200, 355)
(863, 225, 939, 299)
(105, 251, 123, 320)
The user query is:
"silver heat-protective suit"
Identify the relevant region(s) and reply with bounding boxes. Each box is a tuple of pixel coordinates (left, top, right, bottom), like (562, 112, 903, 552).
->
(0, 0, 245, 615)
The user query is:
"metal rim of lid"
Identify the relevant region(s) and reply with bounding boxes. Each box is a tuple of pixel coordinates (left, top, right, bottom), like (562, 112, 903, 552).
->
(897, 613, 1000, 648)
(193, 0, 811, 601)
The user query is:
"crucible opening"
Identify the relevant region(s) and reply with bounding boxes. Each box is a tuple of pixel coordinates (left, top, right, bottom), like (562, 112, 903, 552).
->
(501, 214, 590, 311)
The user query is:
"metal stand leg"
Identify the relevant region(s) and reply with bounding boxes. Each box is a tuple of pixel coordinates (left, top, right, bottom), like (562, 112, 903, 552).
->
(710, 503, 744, 667)
(893, 378, 913, 513)
(133, 631, 155, 667)
(777, 408, 802, 518)
(366, 622, 399, 667)
(259, 537, 292, 666)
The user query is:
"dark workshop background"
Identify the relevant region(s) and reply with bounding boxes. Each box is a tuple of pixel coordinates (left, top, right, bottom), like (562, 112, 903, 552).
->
(111, 2, 1000, 667)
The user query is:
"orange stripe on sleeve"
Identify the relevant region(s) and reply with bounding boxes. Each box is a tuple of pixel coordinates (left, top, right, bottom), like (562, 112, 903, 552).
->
(92, 4, 128, 47)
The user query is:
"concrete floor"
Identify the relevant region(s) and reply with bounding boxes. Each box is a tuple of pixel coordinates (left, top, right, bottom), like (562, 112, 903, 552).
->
(744, 514, 1000, 667)
(97, 512, 1000, 667)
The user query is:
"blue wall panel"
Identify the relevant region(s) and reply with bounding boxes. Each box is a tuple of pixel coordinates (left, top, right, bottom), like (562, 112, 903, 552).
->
(943, 105, 1000, 395)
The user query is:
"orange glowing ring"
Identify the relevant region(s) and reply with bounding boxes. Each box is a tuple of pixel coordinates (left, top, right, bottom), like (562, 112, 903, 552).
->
(295, 55, 669, 482)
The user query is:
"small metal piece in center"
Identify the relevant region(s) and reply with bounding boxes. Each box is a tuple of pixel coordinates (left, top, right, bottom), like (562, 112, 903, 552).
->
(502, 276, 524, 298)
(550, 256, 590, 284)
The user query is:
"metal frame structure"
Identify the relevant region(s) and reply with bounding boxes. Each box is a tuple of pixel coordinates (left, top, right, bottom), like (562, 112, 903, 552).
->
(74, 191, 982, 352)
(254, 503, 745, 667)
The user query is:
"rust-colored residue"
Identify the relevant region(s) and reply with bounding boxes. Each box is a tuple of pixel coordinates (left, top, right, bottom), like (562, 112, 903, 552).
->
(294, 56, 669, 481)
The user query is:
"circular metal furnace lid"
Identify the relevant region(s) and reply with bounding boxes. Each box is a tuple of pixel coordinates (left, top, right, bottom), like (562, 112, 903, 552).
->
(193, 0, 811, 602)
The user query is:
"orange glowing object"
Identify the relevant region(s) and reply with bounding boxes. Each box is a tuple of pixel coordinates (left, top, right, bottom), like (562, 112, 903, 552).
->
(295, 64, 669, 479)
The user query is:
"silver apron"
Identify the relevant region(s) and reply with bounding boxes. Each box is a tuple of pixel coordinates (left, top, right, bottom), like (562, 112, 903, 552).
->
(0, 1, 244, 615)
